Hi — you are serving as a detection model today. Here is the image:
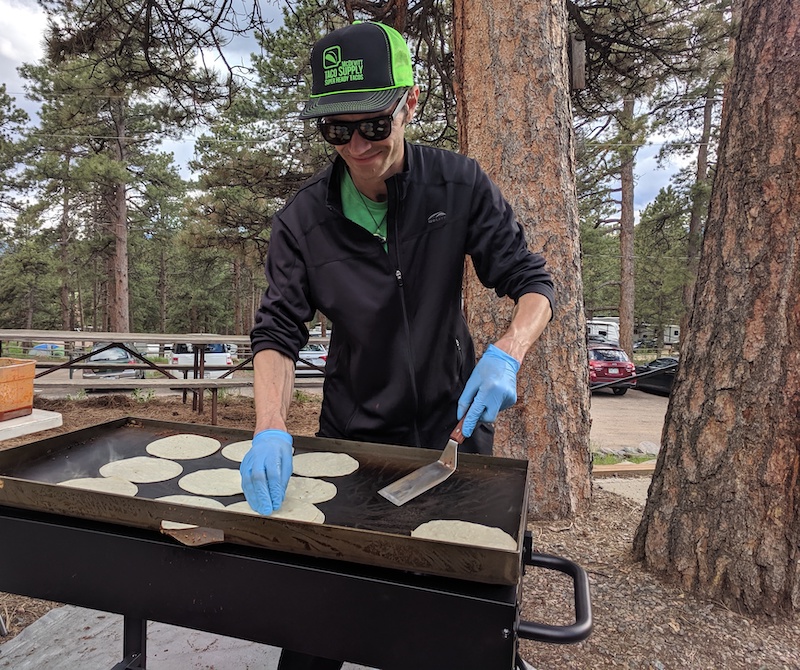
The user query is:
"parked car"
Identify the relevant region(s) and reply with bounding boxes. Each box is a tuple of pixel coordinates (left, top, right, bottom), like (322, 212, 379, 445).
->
(634, 356, 679, 395)
(633, 338, 658, 350)
(296, 342, 328, 377)
(82, 343, 144, 379)
(29, 343, 64, 357)
(588, 343, 636, 395)
(171, 343, 234, 379)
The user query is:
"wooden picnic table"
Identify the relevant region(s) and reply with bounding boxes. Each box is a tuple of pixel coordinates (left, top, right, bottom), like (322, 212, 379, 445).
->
(1, 329, 326, 421)
(0, 329, 251, 347)
(1, 329, 252, 419)
(33, 377, 253, 425)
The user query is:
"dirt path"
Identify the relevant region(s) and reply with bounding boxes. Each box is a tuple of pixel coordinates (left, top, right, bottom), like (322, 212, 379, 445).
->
(589, 389, 668, 453)
(589, 389, 667, 504)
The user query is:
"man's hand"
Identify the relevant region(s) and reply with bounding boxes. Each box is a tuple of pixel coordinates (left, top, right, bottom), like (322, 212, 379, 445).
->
(240, 429, 294, 514)
(457, 344, 520, 437)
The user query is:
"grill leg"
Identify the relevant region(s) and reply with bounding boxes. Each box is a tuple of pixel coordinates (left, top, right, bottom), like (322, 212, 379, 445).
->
(515, 653, 535, 670)
(117, 616, 146, 669)
(277, 650, 344, 669)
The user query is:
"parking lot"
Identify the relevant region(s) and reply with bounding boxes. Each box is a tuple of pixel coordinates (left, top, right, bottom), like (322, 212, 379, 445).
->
(590, 388, 669, 453)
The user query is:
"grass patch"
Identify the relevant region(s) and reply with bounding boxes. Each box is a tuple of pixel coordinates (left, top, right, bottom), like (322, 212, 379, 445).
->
(592, 453, 657, 466)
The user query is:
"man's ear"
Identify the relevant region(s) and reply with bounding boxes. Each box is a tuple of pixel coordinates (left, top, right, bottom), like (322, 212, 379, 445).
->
(405, 85, 421, 123)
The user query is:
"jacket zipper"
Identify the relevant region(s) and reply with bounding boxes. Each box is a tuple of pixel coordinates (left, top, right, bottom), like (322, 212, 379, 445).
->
(390, 183, 423, 447)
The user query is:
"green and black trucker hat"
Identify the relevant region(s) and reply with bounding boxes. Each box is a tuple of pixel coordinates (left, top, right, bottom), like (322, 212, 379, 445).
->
(298, 21, 414, 120)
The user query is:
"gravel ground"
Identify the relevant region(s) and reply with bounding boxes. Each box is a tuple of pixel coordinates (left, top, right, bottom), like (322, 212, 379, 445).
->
(520, 488, 800, 670)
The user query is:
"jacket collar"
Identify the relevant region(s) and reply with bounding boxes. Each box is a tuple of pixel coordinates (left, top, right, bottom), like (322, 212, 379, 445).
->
(325, 142, 413, 211)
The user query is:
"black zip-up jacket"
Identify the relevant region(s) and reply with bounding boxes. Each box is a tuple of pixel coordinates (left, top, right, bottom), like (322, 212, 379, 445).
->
(251, 142, 554, 452)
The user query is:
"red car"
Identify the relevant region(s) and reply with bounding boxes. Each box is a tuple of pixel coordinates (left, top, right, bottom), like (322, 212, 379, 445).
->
(588, 343, 636, 395)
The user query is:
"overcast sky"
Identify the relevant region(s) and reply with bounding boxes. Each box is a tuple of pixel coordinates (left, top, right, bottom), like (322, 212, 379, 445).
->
(0, 0, 683, 215)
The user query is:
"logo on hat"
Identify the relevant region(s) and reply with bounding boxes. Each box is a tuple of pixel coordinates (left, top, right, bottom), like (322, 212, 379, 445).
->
(322, 42, 364, 88)
(323, 46, 341, 69)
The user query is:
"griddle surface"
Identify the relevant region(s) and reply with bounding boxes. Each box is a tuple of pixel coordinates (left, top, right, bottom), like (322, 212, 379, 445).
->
(3, 419, 524, 536)
(0, 417, 530, 584)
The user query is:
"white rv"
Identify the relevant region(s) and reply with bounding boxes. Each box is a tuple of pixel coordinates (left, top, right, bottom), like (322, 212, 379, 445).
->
(586, 319, 620, 344)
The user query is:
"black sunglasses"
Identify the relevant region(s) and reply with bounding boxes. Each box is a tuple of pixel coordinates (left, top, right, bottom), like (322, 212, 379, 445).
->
(317, 90, 410, 146)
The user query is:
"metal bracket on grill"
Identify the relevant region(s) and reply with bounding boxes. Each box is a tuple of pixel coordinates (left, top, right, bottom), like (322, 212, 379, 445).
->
(109, 654, 143, 670)
(160, 525, 226, 546)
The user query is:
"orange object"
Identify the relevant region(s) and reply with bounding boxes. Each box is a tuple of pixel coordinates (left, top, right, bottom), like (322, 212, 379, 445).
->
(0, 358, 36, 421)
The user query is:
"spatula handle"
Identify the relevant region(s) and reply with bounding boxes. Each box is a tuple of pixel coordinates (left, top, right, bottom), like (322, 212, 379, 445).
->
(450, 416, 466, 444)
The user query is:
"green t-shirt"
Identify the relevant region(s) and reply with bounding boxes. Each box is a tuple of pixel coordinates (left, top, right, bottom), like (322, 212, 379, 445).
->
(340, 170, 389, 252)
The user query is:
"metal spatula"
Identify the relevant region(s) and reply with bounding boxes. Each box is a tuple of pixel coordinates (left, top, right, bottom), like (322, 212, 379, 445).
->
(378, 418, 466, 506)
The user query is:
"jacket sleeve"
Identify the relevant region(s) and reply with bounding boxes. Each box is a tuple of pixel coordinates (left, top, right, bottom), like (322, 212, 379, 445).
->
(250, 214, 316, 360)
(465, 163, 555, 314)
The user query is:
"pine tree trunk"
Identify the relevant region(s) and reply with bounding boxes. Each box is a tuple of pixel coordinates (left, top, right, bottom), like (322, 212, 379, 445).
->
(59, 161, 72, 330)
(633, 0, 800, 615)
(618, 98, 635, 356)
(158, 247, 167, 337)
(681, 83, 716, 329)
(108, 96, 130, 332)
(233, 257, 242, 335)
(453, 0, 591, 519)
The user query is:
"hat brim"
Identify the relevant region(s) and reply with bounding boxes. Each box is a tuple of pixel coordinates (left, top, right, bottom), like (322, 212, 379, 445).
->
(298, 88, 406, 120)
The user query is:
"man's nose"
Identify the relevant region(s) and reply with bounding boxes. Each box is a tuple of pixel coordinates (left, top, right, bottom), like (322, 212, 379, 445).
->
(348, 130, 373, 154)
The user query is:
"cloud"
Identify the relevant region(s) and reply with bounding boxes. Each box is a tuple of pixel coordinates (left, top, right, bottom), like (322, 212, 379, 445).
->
(0, 0, 45, 61)
(0, 0, 46, 107)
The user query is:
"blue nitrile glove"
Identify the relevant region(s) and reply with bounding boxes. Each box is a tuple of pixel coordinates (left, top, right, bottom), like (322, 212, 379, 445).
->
(240, 429, 293, 515)
(457, 344, 521, 438)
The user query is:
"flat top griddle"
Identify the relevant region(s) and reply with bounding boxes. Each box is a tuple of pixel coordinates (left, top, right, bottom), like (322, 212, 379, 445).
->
(0, 417, 531, 584)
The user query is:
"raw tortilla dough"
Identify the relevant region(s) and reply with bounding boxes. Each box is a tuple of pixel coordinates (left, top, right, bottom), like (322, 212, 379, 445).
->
(178, 468, 243, 496)
(411, 520, 517, 551)
(227, 499, 325, 524)
(156, 494, 225, 530)
(222, 440, 295, 463)
(220, 440, 252, 463)
(146, 434, 221, 460)
(293, 452, 358, 478)
(285, 476, 337, 504)
(58, 476, 138, 496)
(99, 456, 183, 483)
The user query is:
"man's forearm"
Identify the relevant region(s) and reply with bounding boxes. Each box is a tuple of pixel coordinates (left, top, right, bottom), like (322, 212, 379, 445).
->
(493, 292, 552, 363)
(253, 348, 296, 434)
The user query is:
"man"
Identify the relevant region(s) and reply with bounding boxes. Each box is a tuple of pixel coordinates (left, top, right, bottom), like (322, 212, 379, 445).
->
(242, 21, 554, 669)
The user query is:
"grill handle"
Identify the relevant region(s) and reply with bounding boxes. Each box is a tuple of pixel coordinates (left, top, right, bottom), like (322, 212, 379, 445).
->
(516, 537, 593, 644)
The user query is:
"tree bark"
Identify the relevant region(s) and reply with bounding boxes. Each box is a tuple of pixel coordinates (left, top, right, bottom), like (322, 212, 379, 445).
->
(158, 247, 167, 337)
(681, 82, 717, 332)
(453, 0, 591, 519)
(233, 257, 242, 335)
(108, 95, 130, 332)
(633, 0, 800, 615)
(618, 98, 635, 357)
(59, 156, 72, 331)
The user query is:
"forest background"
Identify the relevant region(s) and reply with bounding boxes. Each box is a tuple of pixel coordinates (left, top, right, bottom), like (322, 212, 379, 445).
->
(0, 0, 730, 349)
